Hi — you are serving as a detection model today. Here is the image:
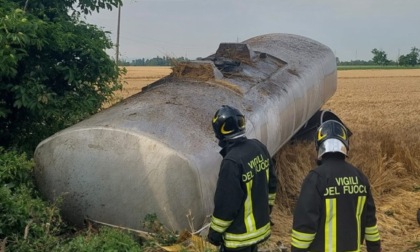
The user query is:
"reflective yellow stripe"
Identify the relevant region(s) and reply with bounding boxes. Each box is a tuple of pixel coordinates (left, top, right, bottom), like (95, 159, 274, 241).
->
(224, 223, 271, 248)
(292, 229, 316, 240)
(291, 238, 312, 249)
(291, 237, 312, 249)
(365, 225, 378, 233)
(210, 216, 233, 233)
(268, 193, 276, 205)
(356, 196, 366, 250)
(291, 229, 315, 249)
(365, 225, 380, 241)
(225, 222, 270, 240)
(244, 180, 256, 232)
(266, 168, 269, 181)
(325, 198, 337, 252)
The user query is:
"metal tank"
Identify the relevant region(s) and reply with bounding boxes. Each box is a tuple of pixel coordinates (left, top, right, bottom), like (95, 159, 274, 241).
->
(34, 33, 337, 232)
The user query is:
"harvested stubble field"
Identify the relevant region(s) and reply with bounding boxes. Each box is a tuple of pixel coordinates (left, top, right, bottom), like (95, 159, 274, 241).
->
(119, 66, 420, 251)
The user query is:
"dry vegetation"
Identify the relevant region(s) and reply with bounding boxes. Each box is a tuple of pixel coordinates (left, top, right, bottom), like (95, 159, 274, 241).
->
(119, 67, 420, 251)
(274, 69, 420, 252)
(116, 66, 173, 98)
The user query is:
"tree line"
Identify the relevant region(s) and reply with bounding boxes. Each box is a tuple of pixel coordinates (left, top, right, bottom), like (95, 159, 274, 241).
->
(338, 47, 420, 66)
(118, 56, 189, 66)
(120, 46, 420, 67)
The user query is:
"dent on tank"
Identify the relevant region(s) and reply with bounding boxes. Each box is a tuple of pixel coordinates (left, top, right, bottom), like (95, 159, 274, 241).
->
(34, 33, 337, 232)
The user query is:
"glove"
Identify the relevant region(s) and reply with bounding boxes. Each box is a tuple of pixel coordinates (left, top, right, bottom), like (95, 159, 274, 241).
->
(207, 228, 223, 247)
(366, 240, 381, 252)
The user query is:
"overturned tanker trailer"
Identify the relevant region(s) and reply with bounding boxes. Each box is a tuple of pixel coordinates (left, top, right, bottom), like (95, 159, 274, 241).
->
(34, 33, 337, 232)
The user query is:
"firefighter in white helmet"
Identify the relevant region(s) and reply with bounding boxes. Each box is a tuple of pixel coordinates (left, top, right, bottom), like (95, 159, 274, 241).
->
(291, 120, 381, 252)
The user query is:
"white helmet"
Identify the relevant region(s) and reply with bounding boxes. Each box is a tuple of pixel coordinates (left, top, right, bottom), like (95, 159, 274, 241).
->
(315, 120, 349, 160)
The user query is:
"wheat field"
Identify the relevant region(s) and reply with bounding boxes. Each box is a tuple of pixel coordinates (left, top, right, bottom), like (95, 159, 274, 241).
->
(118, 66, 420, 251)
(274, 69, 420, 252)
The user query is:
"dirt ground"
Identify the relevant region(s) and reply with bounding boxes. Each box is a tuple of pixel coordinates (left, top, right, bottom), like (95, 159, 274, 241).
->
(119, 67, 420, 252)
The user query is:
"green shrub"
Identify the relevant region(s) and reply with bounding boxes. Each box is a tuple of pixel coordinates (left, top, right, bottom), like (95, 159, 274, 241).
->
(0, 186, 61, 238)
(59, 227, 142, 252)
(0, 148, 65, 250)
(140, 213, 179, 251)
(0, 148, 145, 251)
(0, 147, 33, 191)
(5, 232, 61, 252)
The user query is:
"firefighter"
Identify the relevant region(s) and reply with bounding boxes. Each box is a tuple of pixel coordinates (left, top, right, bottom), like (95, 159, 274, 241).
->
(207, 105, 278, 252)
(291, 120, 382, 252)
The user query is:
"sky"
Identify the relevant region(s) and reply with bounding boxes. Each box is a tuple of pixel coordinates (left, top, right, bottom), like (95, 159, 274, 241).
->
(85, 0, 420, 62)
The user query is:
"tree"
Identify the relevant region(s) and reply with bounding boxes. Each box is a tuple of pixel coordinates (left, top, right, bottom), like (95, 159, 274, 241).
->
(398, 47, 419, 66)
(406, 47, 419, 66)
(0, 0, 123, 153)
(371, 48, 390, 65)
